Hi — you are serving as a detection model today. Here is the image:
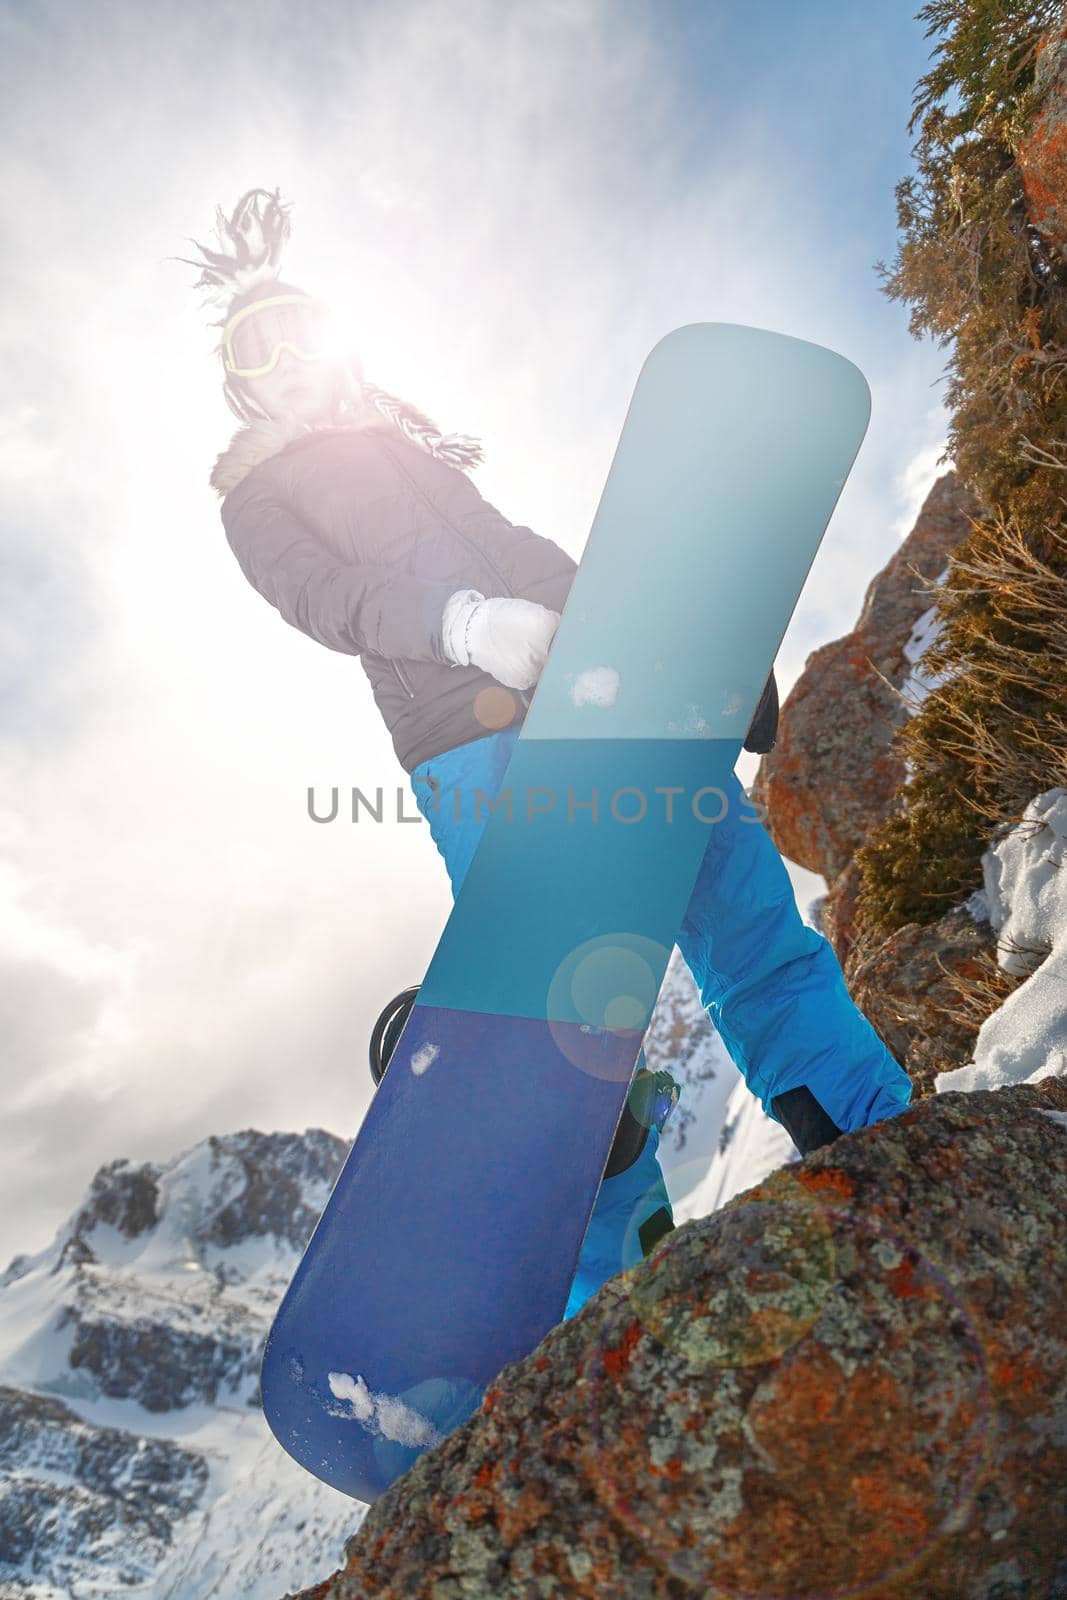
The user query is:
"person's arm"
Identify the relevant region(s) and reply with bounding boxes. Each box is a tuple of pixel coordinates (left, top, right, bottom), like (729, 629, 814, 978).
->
(221, 489, 461, 663)
(495, 522, 579, 616)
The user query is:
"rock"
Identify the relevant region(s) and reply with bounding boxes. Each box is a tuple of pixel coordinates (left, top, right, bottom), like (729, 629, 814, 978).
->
(283, 1073, 1067, 1600)
(751, 633, 903, 881)
(820, 857, 863, 969)
(0, 1384, 208, 1594)
(748, 472, 1026, 1084)
(1017, 18, 1067, 259)
(62, 1304, 264, 1413)
(752, 471, 982, 929)
(846, 907, 1022, 1099)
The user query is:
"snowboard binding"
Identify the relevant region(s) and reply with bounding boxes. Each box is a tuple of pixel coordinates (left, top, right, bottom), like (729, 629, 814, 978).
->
(370, 985, 679, 1178)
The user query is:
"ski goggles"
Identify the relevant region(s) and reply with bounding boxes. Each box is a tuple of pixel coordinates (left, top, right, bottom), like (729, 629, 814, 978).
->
(221, 294, 335, 378)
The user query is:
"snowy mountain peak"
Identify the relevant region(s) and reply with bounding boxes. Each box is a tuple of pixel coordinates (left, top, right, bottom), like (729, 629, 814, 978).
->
(2, 1129, 350, 1415)
(4, 1129, 347, 1293)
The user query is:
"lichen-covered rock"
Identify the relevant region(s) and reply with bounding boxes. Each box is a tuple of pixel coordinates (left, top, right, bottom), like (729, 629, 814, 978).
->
(284, 1074, 1067, 1600)
(1017, 19, 1067, 258)
(751, 472, 982, 890)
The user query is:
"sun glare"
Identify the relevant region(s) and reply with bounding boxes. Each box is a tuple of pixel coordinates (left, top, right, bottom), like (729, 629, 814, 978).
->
(318, 303, 362, 366)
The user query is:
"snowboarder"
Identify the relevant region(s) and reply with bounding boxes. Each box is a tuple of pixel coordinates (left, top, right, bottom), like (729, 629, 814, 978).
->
(178, 188, 912, 1322)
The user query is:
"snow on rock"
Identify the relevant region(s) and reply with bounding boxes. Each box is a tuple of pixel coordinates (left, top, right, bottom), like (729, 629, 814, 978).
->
(0, 1130, 344, 1414)
(898, 585, 949, 717)
(125, 1402, 362, 1600)
(959, 886, 991, 923)
(570, 666, 619, 708)
(898, 583, 952, 790)
(937, 787, 1067, 1095)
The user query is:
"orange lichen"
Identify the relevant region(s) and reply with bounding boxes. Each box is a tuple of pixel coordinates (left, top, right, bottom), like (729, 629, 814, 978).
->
(496, 1481, 553, 1544)
(888, 1253, 929, 1300)
(850, 1472, 929, 1541)
(795, 1167, 855, 1202)
(994, 1353, 1042, 1396)
(602, 1319, 643, 1378)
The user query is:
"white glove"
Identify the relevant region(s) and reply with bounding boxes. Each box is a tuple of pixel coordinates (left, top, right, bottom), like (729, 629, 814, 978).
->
(442, 589, 562, 691)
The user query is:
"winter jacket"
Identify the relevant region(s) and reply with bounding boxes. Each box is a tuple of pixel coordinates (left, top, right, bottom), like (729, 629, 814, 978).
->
(211, 407, 778, 772)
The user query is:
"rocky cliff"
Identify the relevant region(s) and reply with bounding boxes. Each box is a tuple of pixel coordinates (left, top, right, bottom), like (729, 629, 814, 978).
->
(750, 471, 1025, 1094)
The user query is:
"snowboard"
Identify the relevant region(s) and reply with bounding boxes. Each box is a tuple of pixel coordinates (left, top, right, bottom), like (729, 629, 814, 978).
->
(261, 323, 871, 1501)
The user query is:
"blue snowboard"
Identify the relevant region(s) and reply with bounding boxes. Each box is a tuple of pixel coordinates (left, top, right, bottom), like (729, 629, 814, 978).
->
(261, 323, 871, 1501)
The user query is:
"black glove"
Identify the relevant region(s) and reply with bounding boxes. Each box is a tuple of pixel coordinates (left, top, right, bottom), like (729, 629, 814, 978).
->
(743, 668, 779, 754)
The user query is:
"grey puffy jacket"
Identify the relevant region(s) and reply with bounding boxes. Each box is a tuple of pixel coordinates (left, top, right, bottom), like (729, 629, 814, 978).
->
(213, 413, 777, 772)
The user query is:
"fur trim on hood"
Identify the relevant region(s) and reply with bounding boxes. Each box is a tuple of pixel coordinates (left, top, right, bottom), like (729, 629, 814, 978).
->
(209, 386, 484, 499)
(209, 408, 382, 498)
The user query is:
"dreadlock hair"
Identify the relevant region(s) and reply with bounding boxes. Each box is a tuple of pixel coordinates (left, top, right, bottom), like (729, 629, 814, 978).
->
(170, 187, 485, 466)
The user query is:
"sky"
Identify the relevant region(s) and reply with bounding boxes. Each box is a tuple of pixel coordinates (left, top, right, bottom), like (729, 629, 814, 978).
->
(0, 0, 953, 1267)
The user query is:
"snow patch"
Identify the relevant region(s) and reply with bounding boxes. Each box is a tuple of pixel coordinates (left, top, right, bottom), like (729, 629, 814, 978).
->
(959, 886, 991, 924)
(936, 789, 1067, 1095)
(327, 1370, 374, 1420)
(666, 703, 712, 736)
(571, 666, 619, 708)
(327, 1370, 443, 1448)
(902, 576, 953, 768)
(410, 1042, 439, 1077)
(900, 576, 950, 718)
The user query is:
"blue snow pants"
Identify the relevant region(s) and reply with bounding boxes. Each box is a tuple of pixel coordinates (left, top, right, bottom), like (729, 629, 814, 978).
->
(409, 721, 911, 1322)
